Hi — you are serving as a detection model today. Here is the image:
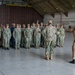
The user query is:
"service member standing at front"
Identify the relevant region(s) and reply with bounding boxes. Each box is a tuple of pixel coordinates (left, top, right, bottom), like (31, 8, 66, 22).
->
(45, 20, 56, 60)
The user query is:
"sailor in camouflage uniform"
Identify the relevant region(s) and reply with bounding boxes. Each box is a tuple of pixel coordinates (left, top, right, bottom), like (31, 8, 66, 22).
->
(25, 24, 32, 49)
(55, 24, 60, 46)
(45, 20, 56, 60)
(40, 22, 44, 47)
(34, 24, 41, 48)
(31, 23, 36, 46)
(3, 24, 11, 50)
(42, 24, 48, 48)
(19, 24, 21, 45)
(21, 24, 26, 48)
(59, 25, 65, 47)
(13, 24, 21, 49)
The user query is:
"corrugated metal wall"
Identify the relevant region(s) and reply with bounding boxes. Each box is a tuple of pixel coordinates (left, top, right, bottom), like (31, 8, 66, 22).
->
(0, 5, 43, 25)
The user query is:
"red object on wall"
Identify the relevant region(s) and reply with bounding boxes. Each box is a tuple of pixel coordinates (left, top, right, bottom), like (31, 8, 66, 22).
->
(0, 5, 43, 25)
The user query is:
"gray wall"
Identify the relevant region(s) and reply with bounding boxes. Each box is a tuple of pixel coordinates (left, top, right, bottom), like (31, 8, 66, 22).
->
(43, 10, 75, 29)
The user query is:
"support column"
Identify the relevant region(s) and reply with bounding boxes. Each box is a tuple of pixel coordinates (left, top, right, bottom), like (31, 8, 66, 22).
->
(60, 13, 62, 25)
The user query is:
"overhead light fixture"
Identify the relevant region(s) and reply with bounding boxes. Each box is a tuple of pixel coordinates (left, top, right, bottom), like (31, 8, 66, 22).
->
(44, 10, 46, 11)
(56, 8, 58, 9)
(72, 5, 74, 7)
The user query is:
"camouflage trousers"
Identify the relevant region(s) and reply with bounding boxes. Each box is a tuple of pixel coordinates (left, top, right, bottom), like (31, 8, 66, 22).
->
(45, 40, 55, 56)
(4, 37, 10, 48)
(15, 38, 21, 49)
(35, 36, 41, 48)
(25, 38, 31, 48)
(21, 37, 25, 47)
(59, 36, 65, 46)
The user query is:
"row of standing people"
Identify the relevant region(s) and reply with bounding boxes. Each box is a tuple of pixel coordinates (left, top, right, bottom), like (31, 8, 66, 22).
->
(0, 21, 65, 60)
(0, 22, 45, 50)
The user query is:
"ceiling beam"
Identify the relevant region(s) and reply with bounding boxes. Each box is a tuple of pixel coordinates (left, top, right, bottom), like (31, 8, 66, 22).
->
(51, 13, 55, 18)
(64, 0, 73, 8)
(47, 0, 60, 13)
(33, 6, 44, 18)
(63, 12, 68, 17)
(45, 1, 56, 13)
(55, 0, 69, 12)
(50, 0, 68, 12)
(29, 0, 48, 5)
(59, 0, 72, 9)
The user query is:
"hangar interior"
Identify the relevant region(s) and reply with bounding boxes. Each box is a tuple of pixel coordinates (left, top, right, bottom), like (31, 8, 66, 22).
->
(0, 0, 75, 75)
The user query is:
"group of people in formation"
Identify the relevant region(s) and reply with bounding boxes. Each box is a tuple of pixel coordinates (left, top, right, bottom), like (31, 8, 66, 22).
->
(0, 20, 65, 60)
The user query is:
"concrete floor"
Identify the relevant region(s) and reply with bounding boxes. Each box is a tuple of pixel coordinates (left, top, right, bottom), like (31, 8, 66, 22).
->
(0, 32, 75, 75)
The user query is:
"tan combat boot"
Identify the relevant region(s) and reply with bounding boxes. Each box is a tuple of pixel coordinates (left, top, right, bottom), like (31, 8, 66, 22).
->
(49, 53, 53, 60)
(45, 54, 49, 60)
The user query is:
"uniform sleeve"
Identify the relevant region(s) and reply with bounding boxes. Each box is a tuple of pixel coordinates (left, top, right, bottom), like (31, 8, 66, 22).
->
(42, 29, 45, 36)
(9, 29, 11, 38)
(34, 30, 37, 36)
(31, 29, 33, 35)
(13, 29, 15, 38)
(24, 30, 26, 37)
(46, 28, 48, 40)
(38, 29, 41, 33)
(3, 29, 5, 39)
(63, 29, 65, 37)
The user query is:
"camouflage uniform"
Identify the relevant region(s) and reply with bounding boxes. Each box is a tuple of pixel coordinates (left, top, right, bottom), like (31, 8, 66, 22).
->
(31, 25, 36, 46)
(56, 28, 60, 46)
(3, 28, 11, 49)
(21, 28, 26, 47)
(34, 28, 41, 48)
(1, 26, 5, 47)
(40, 26, 44, 47)
(42, 26, 48, 48)
(59, 27, 65, 47)
(13, 28, 21, 49)
(45, 24, 56, 60)
(25, 28, 32, 48)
